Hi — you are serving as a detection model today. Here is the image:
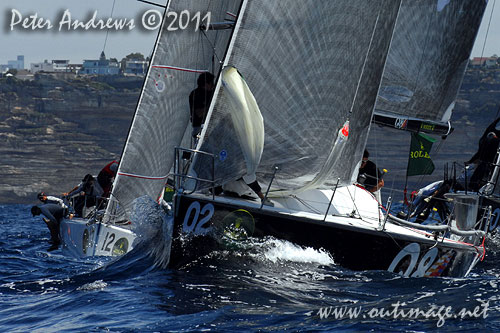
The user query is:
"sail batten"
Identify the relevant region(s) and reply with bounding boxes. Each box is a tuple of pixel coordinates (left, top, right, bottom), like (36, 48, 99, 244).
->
(151, 65, 209, 73)
(105, 0, 243, 222)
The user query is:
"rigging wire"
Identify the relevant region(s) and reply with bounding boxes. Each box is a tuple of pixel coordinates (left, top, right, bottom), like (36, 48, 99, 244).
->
(136, 0, 168, 8)
(479, 0, 496, 60)
(478, 0, 499, 122)
(102, 0, 117, 53)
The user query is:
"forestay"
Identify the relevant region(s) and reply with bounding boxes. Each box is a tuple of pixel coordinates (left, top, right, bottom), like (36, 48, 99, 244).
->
(192, 0, 401, 193)
(105, 0, 242, 223)
(375, 0, 487, 129)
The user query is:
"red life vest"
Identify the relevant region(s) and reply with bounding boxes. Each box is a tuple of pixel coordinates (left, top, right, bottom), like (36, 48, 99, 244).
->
(101, 160, 118, 176)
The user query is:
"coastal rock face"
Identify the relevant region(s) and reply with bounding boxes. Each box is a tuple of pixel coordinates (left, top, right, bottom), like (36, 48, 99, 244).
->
(0, 74, 143, 204)
(1, 68, 499, 204)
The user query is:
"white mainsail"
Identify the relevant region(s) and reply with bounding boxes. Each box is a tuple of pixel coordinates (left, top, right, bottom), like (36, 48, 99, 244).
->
(192, 0, 402, 193)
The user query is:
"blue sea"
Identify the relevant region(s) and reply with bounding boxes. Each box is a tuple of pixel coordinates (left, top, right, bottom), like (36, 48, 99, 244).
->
(1, 204, 500, 332)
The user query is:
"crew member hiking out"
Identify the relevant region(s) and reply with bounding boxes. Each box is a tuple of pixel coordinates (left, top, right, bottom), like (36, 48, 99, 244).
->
(31, 204, 69, 251)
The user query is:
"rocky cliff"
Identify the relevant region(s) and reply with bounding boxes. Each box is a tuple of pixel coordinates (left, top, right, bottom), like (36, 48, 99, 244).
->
(0, 74, 143, 203)
(1, 68, 499, 204)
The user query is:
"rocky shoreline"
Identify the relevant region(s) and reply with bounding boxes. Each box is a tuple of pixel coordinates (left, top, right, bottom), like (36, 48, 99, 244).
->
(1, 68, 500, 204)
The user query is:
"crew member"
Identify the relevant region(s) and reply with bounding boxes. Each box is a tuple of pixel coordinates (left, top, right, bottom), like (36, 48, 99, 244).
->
(37, 192, 68, 208)
(358, 149, 384, 193)
(189, 72, 215, 139)
(31, 204, 69, 251)
(64, 174, 104, 217)
(98, 160, 119, 197)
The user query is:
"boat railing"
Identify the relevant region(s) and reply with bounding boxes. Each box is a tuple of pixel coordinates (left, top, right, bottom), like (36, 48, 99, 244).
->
(479, 146, 500, 196)
(66, 195, 108, 222)
(173, 147, 216, 199)
(384, 192, 487, 242)
(387, 213, 485, 238)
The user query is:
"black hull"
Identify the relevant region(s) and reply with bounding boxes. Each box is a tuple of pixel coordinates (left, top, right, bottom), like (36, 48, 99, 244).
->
(171, 194, 481, 278)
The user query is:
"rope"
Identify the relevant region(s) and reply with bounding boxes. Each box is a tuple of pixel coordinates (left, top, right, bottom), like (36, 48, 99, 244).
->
(479, 0, 497, 60)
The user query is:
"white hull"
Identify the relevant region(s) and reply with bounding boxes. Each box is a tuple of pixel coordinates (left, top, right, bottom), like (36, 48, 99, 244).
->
(60, 218, 135, 257)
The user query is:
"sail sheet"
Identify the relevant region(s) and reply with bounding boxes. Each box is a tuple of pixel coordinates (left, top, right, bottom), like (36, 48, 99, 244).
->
(375, 0, 487, 130)
(105, 0, 242, 222)
(192, 0, 401, 192)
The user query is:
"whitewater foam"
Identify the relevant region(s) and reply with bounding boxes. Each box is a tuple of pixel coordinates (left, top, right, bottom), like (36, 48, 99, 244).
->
(77, 280, 108, 291)
(259, 239, 334, 265)
(129, 196, 174, 269)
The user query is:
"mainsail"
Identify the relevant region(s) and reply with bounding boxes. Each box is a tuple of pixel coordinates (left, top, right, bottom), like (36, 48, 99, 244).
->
(192, 0, 402, 193)
(105, 0, 242, 222)
(374, 0, 487, 134)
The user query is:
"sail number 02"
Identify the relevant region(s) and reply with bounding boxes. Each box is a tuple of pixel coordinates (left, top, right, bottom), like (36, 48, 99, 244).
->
(165, 11, 211, 32)
(183, 201, 214, 235)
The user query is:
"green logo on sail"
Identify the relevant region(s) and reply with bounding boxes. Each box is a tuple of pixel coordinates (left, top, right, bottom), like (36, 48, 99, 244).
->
(407, 133, 436, 176)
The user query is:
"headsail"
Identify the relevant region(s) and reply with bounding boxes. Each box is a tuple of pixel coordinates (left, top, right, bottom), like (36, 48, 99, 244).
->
(105, 1, 242, 223)
(192, 0, 402, 193)
(374, 0, 487, 134)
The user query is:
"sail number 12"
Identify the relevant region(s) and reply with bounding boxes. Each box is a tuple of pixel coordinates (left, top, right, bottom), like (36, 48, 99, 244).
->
(101, 232, 115, 252)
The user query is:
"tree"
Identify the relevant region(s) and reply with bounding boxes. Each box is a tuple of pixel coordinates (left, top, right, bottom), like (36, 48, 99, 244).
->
(120, 53, 146, 73)
(125, 52, 145, 61)
(6, 69, 18, 76)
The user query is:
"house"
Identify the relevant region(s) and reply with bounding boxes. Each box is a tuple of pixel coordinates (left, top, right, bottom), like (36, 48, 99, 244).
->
(31, 60, 54, 73)
(124, 60, 148, 75)
(52, 60, 70, 72)
(470, 57, 498, 68)
(81, 51, 120, 75)
(15, 69, 34, 81)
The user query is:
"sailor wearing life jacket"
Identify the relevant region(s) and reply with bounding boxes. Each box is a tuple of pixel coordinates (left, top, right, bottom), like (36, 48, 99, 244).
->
(98, 160, 118, 197)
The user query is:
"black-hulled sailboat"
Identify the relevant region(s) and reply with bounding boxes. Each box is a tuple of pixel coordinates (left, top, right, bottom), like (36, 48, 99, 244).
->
(169, 0, 489, 277)
(62, 0, 490, 278)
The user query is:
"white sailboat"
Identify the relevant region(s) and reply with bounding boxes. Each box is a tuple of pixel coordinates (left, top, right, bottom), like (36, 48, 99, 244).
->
(59, 0, 241, 257)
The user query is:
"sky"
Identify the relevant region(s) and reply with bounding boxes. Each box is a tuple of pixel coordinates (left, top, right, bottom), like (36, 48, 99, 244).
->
(0, 0, 499, 67)
(0, 0, 160, 65)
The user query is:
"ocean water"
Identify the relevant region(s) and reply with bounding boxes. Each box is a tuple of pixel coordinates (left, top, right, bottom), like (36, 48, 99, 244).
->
(1, 204, 500, 332)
